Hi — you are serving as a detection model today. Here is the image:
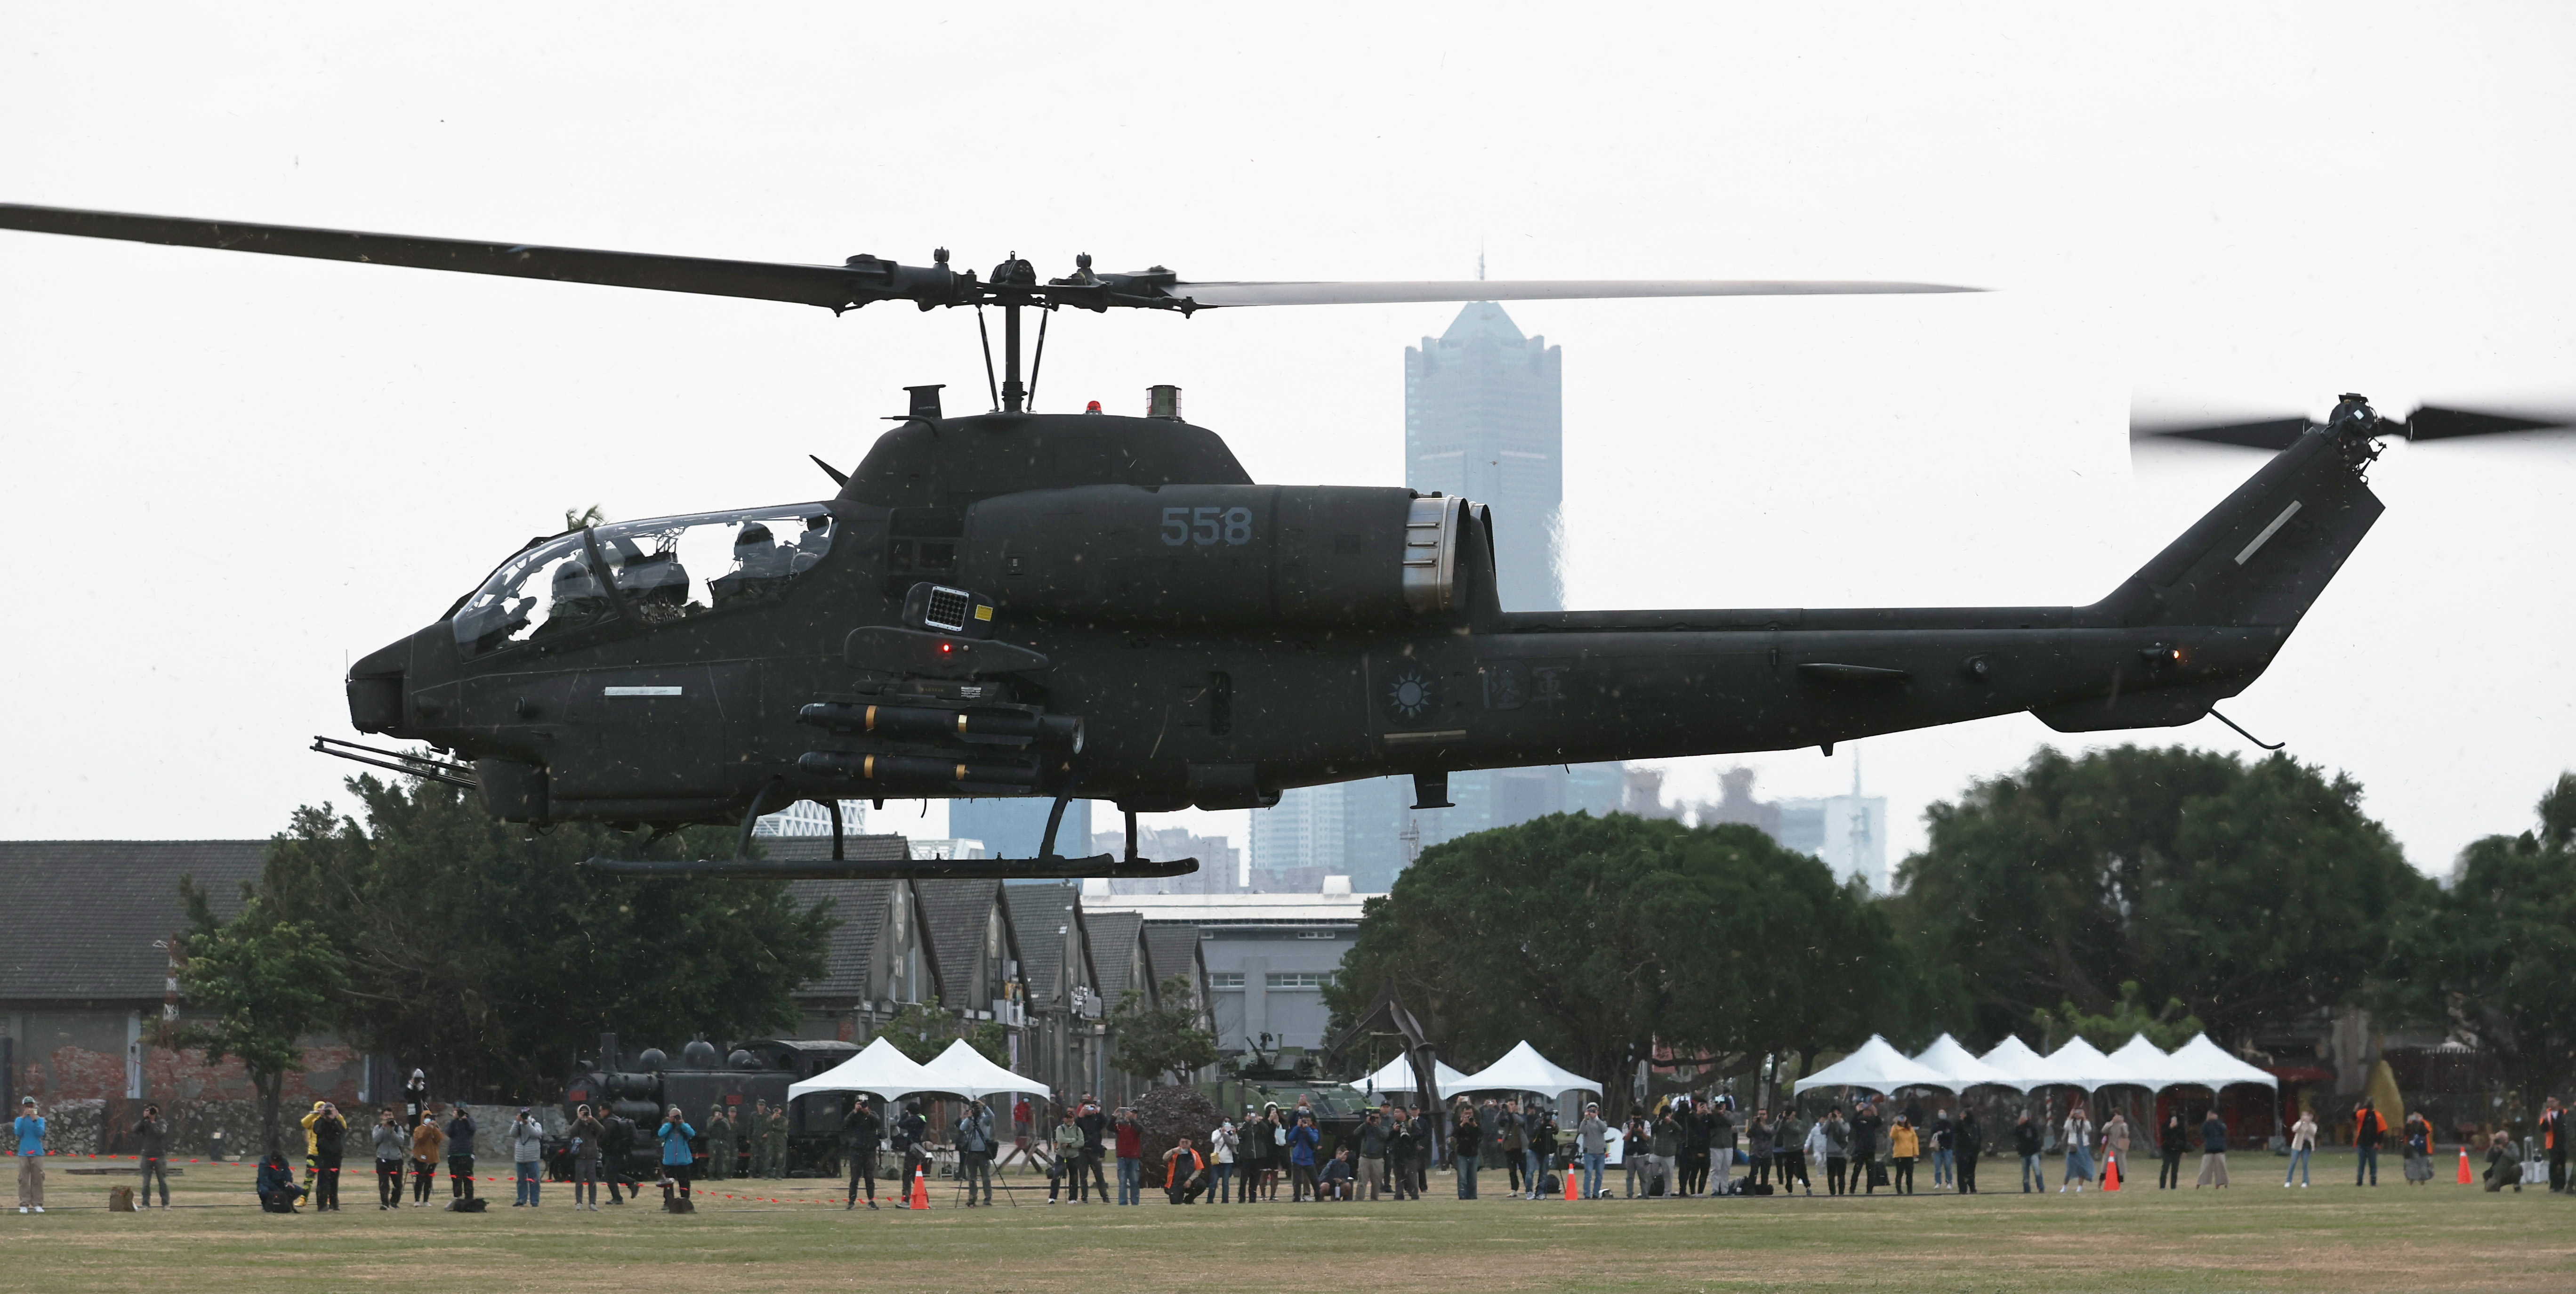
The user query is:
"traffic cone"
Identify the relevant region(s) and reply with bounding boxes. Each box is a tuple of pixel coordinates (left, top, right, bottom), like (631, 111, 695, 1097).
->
(1564, 1161, 1579, 1200)
(2103, 1154, 2120, 1191)
(908, 1165, 930, 1210)
(2457, 1148, 2473, 1185)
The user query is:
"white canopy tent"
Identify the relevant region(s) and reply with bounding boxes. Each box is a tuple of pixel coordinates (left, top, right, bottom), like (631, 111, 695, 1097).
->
(2161, 1034, 2278, 1092)
(1792, 1035, 1951, 1094)
(785, 1036, 942, 1103)
(1911, 1033, 2017, 1092)
(1453, 1041, 1600, 1097)
(2106, 1034, 2184, 1088)
(920, 1039, 1050, 1101)
(2043, 1036, 2143, 1092)
(1975, 1036, 2066, 1093)
(1355, 1054, 1473, 1097)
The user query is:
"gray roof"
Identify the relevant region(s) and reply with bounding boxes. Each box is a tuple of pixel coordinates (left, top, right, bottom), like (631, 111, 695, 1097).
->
(0, 841, 265, 1002)
(1002, 882, 1078, 1003)
(1143, 925, 1201, 994)
(771, 836, 912, 1002)
(916, 879, 1002, 1005)
(1087, 910, 1146, 1004)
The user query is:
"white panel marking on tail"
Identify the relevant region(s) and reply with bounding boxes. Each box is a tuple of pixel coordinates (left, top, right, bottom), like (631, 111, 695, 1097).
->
(2234, 501, 2303, 566)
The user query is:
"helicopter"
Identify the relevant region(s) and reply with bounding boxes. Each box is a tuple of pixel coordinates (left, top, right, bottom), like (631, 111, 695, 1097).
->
(6, 201, 2551, 882)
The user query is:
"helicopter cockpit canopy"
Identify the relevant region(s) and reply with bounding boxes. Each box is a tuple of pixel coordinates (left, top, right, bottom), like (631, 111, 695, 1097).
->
(452, 504, 836, 658)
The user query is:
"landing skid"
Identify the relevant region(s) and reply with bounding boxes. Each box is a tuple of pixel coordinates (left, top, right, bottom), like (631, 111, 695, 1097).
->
(580, 854, 1198, 881)
(579, 784, 1198, 882)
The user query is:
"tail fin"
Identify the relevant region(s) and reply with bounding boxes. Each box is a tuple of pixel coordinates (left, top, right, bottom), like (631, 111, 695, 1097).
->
(2036, 424, 2382, 734)
(2091, 424, 2383, 630)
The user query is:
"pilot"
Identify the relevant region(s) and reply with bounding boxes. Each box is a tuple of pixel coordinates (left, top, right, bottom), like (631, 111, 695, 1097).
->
(532, 558, 608, 637)
(787, 515, 832, 574)
(605, 535, 690, 615)
(711, 521, 797, 606)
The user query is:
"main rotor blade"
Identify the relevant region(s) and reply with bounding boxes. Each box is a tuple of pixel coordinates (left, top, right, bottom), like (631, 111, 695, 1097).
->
(1166, 278, 1981, 307)
(2132, 415, 2312, 451)
(0, 202, 958, 310)
(2398, 405, 2576, 441)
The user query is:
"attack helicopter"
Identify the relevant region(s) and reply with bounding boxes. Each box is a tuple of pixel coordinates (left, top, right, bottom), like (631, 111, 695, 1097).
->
(5, 202, 2547, 882)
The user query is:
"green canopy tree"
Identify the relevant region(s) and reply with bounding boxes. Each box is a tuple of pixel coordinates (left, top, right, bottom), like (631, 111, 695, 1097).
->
(1325, 812, 1932, 1118)
(2030, 980, 2206, 1052)
(166, 886, 347, 1155)
(259, 772, 836, 1103)
(879, 996, 1008, 1065)
(1111, 974, 1220, 1085)
(2381, 773, 2576, 1107)
(1889, 745, 2429, 1047)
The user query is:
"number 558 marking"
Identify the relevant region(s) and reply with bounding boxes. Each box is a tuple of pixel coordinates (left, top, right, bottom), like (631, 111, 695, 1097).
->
(1160, 505, 1254, 547)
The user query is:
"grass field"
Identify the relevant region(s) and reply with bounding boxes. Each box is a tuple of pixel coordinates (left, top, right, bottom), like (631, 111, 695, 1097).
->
(5, 1153, 2571, 1293)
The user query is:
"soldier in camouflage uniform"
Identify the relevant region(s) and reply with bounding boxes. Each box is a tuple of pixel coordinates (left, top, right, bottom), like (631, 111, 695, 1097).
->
(765, 1104, 791, 1178)
(746, 1101, 772, 1178)
(704, 1105, 735, 1181)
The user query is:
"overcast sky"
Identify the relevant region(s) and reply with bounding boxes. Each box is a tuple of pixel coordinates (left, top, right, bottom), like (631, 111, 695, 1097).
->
(3, 4, 2569, 872)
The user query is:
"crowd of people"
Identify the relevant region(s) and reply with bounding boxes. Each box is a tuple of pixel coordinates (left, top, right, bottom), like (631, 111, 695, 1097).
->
(14, 1081, 2568, 1215)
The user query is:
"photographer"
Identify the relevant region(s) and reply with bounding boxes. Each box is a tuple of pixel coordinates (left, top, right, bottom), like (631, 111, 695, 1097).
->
(311, 1102, 347, 1211)
(373, 1109, 408, 1209)
(656, 1106, 698, 1202)
(958, 1098, 996, 1206)
(134, 1104, 173, 1210)
(1046, 1107, 1081, 1204)
(570, 1104, 606, 1212)
(842, 1096, 884, 1210)
(1163, 1134, 1208, 1204)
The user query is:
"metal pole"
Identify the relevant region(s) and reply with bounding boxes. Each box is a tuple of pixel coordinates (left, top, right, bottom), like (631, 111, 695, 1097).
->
(1002, 303, 1025, 413)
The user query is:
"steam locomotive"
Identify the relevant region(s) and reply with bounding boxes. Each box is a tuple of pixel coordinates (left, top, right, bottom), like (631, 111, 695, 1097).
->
(562, 1033, 862, 1179)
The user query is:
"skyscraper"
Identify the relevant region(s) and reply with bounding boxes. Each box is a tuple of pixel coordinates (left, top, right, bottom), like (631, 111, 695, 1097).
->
(1405, 301, 1564, 612)
(1253, 301, 1615, 891)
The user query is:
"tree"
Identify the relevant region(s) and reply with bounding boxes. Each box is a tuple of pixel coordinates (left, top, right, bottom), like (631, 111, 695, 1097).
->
(2030, 980, 2205, 1052)
(1889, 745, 2430, 1047)
(1111, 974, 1219, 1085)
(1324, 812, 1932, 1118)
(2381, 774, 2576, 1108)
(879, 996, 1007, 1066)
(258, 771, 835, 1103)
(165, 884, 347, 1155)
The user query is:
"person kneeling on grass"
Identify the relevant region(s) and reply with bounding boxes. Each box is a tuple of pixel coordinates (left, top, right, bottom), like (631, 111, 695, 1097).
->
(1164, 1135, 1209, 1204)
(1319, 1147, 1356, 1201)
(258, 1150, 308, 1213)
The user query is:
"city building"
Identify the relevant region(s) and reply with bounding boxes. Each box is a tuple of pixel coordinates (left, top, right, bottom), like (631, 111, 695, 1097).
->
(949, 798, 1091, 863)
(1079, 880, 1375, 1059)
(1775, 793, 1889, 892)
(1239, 298, 1626, 892)
(1088, 824, 1243, 895)
(1406, 299, 1564, 613)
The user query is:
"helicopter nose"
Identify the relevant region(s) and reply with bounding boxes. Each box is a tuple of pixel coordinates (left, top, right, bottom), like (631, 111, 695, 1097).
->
(346, 636, 410, 733)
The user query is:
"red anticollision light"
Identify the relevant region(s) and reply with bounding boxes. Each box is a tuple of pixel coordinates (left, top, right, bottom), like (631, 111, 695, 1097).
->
(939, 642, 954, 655)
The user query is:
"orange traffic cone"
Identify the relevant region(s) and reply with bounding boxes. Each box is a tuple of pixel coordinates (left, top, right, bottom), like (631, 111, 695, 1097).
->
(908, 1165, 930, 1210)
(2457, 1148, 2473, 1185)
(1564, 1161, 1579, 1200)
(2103, 1154, 2121, 1191)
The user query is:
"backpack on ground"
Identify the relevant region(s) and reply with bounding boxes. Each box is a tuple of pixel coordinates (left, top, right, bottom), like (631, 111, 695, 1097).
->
(108, 1185, 137, 1212)
(447, 1197, 488, 1213)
